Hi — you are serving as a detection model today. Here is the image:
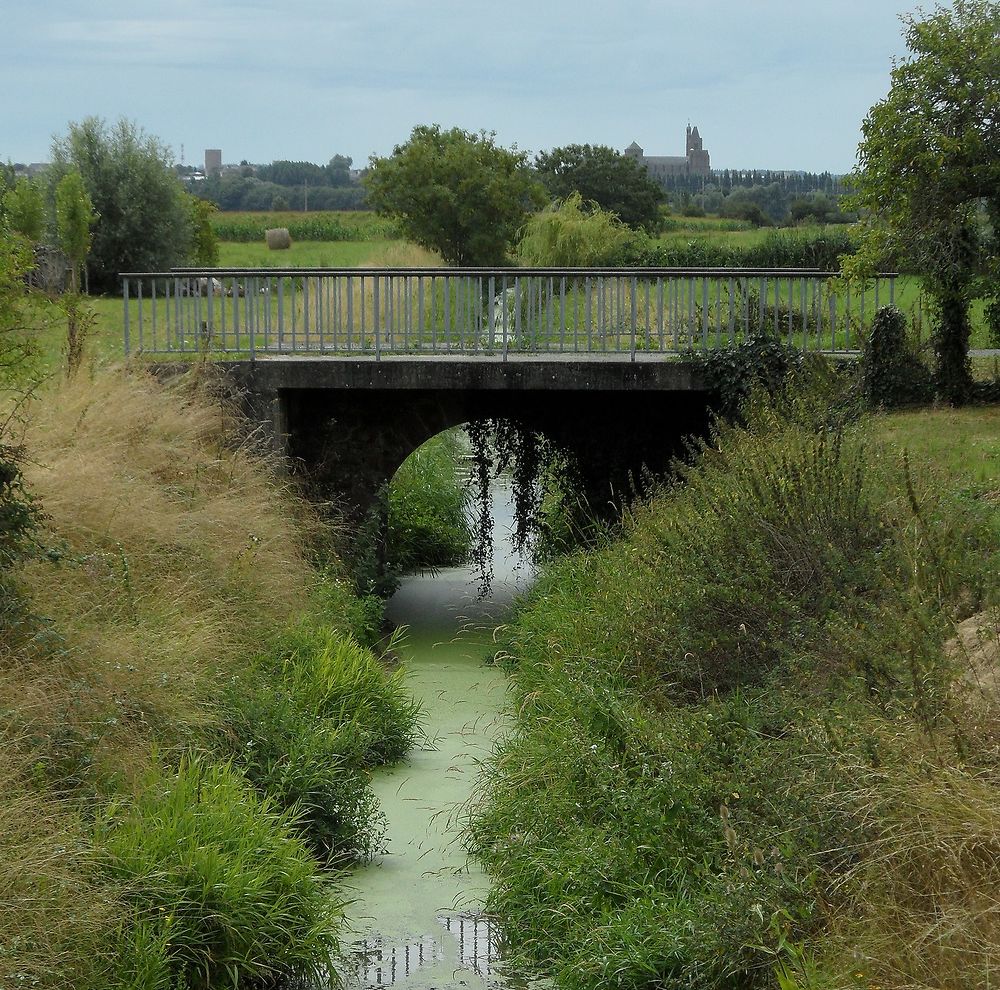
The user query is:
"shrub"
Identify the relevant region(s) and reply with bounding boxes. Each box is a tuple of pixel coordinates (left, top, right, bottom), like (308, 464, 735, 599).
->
(93, 756, 338, 990)
(469, 373, 997, 990)
(516, 192, 641, 267)
(217, 626, 420, 863)
(692, 333, 805, 421)
(276, 627, 422, 766)
(860, 305, 934, 408)
(218, 674, 386, 865)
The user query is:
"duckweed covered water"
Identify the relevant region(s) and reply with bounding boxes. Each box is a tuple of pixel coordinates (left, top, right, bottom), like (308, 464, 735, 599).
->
(341, 483, 532, 990)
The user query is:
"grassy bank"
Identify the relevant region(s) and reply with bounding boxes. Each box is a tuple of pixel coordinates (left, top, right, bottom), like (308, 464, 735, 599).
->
(469, 378, 999, 990)
(0, 366, 422, 987)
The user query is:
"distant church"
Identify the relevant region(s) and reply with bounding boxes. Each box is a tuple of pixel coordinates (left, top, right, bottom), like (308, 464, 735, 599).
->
(624, 125, 710, 181)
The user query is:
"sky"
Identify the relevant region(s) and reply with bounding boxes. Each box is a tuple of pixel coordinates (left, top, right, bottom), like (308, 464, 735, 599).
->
(3, 0, 918, 175)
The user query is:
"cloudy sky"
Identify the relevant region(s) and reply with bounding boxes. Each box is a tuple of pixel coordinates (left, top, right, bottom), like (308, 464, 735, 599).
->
(4, 1, 916, 175)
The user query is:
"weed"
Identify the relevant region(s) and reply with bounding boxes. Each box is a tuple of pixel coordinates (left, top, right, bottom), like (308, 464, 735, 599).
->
(469, 370, 1000, 989)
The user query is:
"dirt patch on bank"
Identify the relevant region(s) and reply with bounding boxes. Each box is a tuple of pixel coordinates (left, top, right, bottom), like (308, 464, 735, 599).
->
(950, 611, 1000, 701)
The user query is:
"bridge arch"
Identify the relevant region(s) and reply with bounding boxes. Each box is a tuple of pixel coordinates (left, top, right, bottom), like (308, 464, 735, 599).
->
(253, 360, 713, 526)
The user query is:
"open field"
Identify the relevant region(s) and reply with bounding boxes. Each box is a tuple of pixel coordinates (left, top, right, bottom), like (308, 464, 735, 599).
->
(655, 218, 836, 250)
(216, 239, 408, 268)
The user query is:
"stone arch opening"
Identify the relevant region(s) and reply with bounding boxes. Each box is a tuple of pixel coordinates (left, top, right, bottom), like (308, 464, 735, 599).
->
(281, 384, 711, 530)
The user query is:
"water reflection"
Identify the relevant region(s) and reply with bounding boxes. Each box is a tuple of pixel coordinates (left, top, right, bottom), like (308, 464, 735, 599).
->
(346, 913, 502, 988)
(437, 912, 501, 978)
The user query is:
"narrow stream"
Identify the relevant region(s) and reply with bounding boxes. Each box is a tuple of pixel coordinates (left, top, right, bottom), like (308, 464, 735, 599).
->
(340, 481, 533, 990)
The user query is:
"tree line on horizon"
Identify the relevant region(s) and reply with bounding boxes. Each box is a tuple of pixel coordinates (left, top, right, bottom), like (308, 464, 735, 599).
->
(181, 151, 849, 225)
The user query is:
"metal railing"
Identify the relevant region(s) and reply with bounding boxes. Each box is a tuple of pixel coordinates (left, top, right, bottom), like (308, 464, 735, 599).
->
(121, 267, 898, 360)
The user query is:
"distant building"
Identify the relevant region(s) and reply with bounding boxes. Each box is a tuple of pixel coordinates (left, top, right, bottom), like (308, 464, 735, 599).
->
(624, 125, 711, 181)
(204, 149, 222, 178)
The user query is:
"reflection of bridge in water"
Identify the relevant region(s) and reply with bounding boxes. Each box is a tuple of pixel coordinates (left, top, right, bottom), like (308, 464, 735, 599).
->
(350, 912, 501, 988)
(122, 266, 898, 360)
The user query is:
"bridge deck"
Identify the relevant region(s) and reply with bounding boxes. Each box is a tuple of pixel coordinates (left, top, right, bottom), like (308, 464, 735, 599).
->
(217, 354, 708, 393)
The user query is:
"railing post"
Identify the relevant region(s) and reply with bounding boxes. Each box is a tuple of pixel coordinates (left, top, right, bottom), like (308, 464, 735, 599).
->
(374, 275, 381, 361)
(123, 278, 131, 357)
(630, 275, 637, 361)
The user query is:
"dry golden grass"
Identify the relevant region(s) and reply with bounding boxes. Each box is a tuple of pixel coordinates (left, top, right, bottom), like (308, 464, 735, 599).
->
(821, 765, 1000, 990)
(812, 615, 1000, 990)
(10, 365, 322, 782)
(357, 241, 442, 267)
(0, 362, 358, 987)
(0, 755, 114, 989)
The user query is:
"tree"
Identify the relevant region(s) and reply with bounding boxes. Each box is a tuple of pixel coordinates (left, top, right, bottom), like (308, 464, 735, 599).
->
(54, 170, 96, 292)
(326, 155, 353, 187)
(2, 177, 46, 242)
(186, 194, 219, 267)
(845, 0, 1000, 405)
(365, 125, 545, 266)
(50, 117, 193, 293)
(533, 144, 665, 232)
(516, 192, 638, 267)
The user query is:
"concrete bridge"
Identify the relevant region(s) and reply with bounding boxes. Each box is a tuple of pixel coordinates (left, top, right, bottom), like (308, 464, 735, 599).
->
(126, 266, 895, 522)
(220, 352, 710, 525)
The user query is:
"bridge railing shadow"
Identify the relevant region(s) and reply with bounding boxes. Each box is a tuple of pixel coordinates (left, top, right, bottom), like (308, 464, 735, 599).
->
(120, 267, 899, 360)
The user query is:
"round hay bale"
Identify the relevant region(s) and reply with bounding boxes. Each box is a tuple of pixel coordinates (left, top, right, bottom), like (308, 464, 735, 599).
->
(265, 227, 292, 250)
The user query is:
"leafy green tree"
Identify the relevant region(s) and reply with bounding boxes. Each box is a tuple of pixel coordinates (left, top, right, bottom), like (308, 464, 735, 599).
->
(2, 177, 46, 242)
(845, 0, 1000, 405)
(0, 216, 43, 602)
(533, 144, 665, 232)
(326, 154, 353, 187)
(50, 117, 192, 293)
(365, 125, 545, 266)
(186, 194, 219, 267)
(256, 160, 328, 188)
(54, 170, 96, 292)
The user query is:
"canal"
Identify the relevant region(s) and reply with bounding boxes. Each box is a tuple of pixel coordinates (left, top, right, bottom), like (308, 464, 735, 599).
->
(340, 480, 533, 989)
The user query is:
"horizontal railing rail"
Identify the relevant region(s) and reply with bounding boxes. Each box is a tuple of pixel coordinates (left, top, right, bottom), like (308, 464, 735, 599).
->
(121, 267, 898, 361)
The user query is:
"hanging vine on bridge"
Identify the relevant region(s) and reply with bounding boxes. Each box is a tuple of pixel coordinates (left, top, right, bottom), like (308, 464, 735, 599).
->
(464, 418, 574, 595)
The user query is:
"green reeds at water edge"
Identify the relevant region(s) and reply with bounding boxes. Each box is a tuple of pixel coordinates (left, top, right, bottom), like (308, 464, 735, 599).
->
(94, 755, 341, 990)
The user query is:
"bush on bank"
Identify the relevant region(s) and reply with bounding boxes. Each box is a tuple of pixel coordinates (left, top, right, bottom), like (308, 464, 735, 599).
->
(469, 371, 999, 990)
(0, 363, 422, 988)
(94, 757, 340, 990)
(218, 626, 422, 865)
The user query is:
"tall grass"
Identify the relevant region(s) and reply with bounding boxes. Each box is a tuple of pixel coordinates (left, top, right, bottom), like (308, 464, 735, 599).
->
(469, 373, 1000, 990)
(274, 625, 422, 766)
(0, 366, 398, 985)
(94, 756, 339, 990)
(0, 754, 114, 989)
(217, 625, 423, 865)
(13, 368, 327, 784)
(388, 428, 471, 573)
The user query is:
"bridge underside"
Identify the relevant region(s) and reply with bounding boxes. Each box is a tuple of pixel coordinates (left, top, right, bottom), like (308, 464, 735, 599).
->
(221, 355, 712, 524)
